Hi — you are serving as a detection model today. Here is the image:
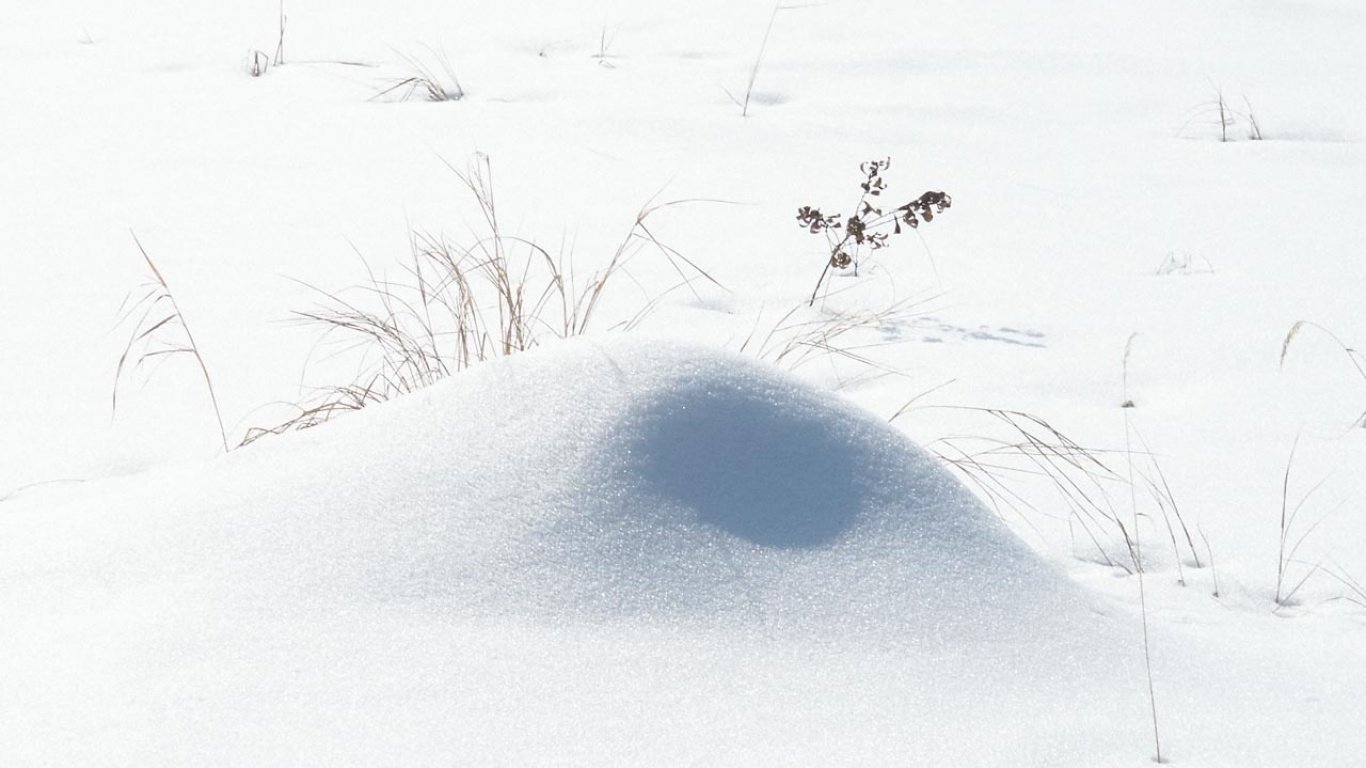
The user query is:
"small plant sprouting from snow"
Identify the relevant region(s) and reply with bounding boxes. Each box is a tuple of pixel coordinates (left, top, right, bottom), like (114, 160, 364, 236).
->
(797, 159, 950, 305)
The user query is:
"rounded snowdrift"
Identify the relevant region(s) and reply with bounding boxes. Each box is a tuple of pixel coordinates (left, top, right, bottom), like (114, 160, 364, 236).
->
(2, 339, 1086, 638)
(0, 338, 1112, 765)
(518, 343, 1088, 633)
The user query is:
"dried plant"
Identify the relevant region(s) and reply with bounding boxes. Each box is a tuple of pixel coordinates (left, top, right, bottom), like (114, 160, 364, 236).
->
(273, 1, 287, 67)
(1155, 251, 1215, 276)
(1322, 563, 1366, 611)
(902, 405, 1138, 573)
(1178, 84, 1267, 143)
(1199, 524, 1221, 598)
(243, 156, 717, 445)
(1214, 86, 1233, 143)
(1280, 320, 1366, 428)
(797, 159, 950, 305)
(733, 3, 789, 116)
(739, 288, 938, 389)
(1273, 434, 1338, 608)
(246, 49, 271, 77)
(592, 18, 619, 67)
(1275, 321, 1364, 607)
(1133, 428, 1203, 586)
(1244, 96, 1264, 141)
(373, 46, 465, 102)
(1121, 333, 1163, 764)
(244, 3, 286, 77)
(113, 233, 230, 453)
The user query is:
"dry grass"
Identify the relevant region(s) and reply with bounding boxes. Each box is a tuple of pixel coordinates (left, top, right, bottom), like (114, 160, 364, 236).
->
(1122, 333, 1163, 764)
(1273, 434, 1339, 608)
(592, 18, 620, 67)
(244, 2, 286, 77)
(373, 46, 465, 102)
(1276, 321, 1364, 609)
(740, 288, 938, 388)
(114, 232, 230, 452)
(1244, 96, 1264, 141)
(243, 155, 718, 445)
(247, 49, 271, 77)
(902, 405, 1138, 571)
(1323, 564, 1366, 611)
(1133, 427, 1202, 586)
(273, 1, 286, 67)
(1177, 83, 1266, 143)
(736, 3, 782, 117)
(1281, 320, 1366, 428)
(1199, 524, 1221, 598)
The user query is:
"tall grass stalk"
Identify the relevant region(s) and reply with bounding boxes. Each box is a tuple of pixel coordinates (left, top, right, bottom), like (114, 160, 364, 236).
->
(114, 232, 230, 453)
(741, 4, 782, 117)
(1281, 320, 1366, 428)
(1122, 333, 1163, 763)
(273, 1, 287, 66)
(1273, 434, 1338, 608)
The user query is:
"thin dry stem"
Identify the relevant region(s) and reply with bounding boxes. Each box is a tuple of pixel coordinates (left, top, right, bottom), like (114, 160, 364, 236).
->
(114, 232, 230, 453)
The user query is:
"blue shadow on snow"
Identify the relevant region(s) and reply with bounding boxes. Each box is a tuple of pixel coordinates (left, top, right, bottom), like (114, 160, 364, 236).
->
(624, 385, 871, 549)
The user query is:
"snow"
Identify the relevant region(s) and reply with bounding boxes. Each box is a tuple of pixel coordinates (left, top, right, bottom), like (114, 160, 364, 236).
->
(0, 338, 1091, 632)
(1, 340, 1114, 763)
(4, 0, 1366, 764)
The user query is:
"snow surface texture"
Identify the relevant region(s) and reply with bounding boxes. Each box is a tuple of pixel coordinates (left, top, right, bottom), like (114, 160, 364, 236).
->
(2, 341, 1112, 764)
(1, 339, 1083, 627)
(6, 0, 1366, 763)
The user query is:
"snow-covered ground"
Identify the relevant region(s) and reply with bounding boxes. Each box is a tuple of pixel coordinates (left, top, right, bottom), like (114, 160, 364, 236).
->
(3, 1, 1365, 764)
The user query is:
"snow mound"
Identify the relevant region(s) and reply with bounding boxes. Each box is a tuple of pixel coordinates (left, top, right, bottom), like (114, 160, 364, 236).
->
(3, 338, 1084, 640)
(0, 339, 1116, 765)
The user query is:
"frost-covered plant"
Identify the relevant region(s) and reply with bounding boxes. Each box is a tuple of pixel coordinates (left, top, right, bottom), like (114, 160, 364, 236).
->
(796, 158, 950, 305)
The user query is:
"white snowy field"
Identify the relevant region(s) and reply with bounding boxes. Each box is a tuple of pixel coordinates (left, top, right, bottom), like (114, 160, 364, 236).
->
(3, 0, 1366, 764)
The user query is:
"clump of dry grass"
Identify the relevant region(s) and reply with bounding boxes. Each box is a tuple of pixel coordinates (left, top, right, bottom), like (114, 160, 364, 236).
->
(244, 2, 286, 77)
(1274, 321, 1363, 608)
(896, 405, 1207, 597)
(1132, 427, 1203, 586)
(1272, 434, 1342, 608)
(739, 287, 939, 388)
(114, 232, 230, 452)
(373, 46, 465, 102)
(1178, 83, 1267, 142)
(906, 405, 1139, 572)
(243, 155, 717, 445)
